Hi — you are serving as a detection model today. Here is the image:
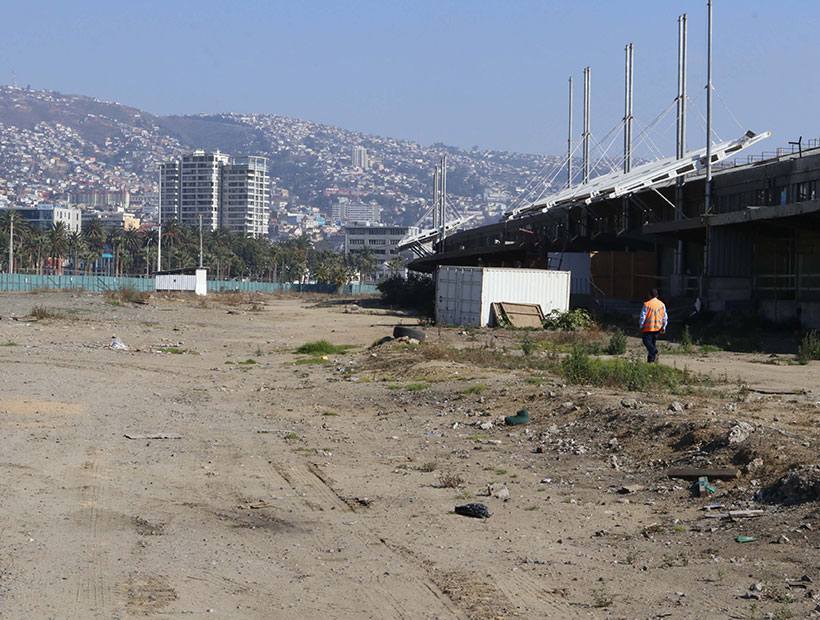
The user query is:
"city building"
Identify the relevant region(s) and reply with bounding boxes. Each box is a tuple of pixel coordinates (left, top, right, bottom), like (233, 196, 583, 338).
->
(68, 190, 130, 210)
(159, 151, 269, 237)
(344, 223, 418, 259)
(331, 200, 380, 223)
(1, 204, 82, 233)
(81, 210, 140, 230)
(352, 145, 369, 170)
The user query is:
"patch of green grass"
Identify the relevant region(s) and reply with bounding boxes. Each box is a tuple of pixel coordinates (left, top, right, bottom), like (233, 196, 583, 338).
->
(238, 359, 257, 365)
(525, 505, 539, 511)
(284, 433, 300, 440)
(456, 490, 473, 499)
(561, 345, 713, 392)
(404, 382, 430, 391)
(1, 341, 19, 346)
(106, 300, 124, 307)
(461, 384, 489, 395)
(466, 434, 488, 441)
(294, 340, 356, 355)
(290, 357, 330, 366)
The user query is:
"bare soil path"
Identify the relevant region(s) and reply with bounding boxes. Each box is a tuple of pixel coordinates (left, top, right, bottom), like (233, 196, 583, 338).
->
(0, 292, 818, 619)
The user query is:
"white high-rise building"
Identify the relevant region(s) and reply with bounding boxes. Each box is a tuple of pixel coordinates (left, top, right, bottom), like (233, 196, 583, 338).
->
(159, 151, 270, 237)
(352, 145, 369, 170)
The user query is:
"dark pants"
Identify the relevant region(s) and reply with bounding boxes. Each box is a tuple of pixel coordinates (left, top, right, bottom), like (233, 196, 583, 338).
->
(642, 331, 659, 363)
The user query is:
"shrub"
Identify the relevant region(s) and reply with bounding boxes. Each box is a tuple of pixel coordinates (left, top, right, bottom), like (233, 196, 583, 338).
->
(521, 336, 535, 356)
(543, 308, 594, 331)
(377, 273, 435, 317)
(605, 329, 627, 355)
(797, 331, 820, 365)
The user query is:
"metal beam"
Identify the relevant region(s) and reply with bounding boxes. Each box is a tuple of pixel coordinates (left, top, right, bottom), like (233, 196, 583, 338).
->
(504, 130, 769, 220)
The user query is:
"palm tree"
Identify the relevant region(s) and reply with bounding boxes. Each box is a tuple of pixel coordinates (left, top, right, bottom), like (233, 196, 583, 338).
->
(66, 231, 84, 275)
(46, 222, 68, 274)
(120, 229, 141, 275)
(82, 219, 105, 274)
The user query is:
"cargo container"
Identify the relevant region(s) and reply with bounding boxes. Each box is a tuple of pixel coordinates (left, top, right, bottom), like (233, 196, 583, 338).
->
(435, 266, 570, 327)
(156, 268, 207, 296)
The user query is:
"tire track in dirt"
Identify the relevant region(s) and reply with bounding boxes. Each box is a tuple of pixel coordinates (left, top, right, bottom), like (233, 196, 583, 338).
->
(268, 459, 468, 619)
(67, 454, 115, 620)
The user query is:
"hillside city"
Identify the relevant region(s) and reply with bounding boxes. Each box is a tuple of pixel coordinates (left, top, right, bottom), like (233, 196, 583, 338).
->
(0, 85, 587, 255)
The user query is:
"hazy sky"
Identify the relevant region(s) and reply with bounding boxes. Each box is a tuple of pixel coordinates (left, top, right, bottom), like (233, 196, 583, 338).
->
(1, 1, 816, 157)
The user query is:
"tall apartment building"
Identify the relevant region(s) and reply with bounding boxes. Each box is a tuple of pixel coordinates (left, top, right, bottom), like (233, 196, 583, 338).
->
(159, 151, 270, 237)
(352, 145, 369, 170)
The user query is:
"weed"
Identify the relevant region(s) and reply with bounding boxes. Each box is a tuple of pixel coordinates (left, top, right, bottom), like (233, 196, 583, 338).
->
(419, 461, 437, 472)
(625, 551, 637, 565)
(103, 287, 151, 304)
(461, 384, 488, 395)
(284, 433, 300, 441)
(295, 340, 356, 355)
(543, 308, 594, 331)
(521, 336, 535, 356)
(225, 360, 234, 364)
(29, 305, 65, 320)
(254, 346, 264, 357)
(290, 357, 330, 366)
(238, 359, 257, 365)
(525, 505, 539, 511)
(158, 347, 190, 355)
(591, 583, 613, 608)
(561, 345, 711, 392)
(438, 472, 464, 488)
(404, 382, 430, 391)
(797, 330, 820, 364)
(249, 304, 264, 312)
(1, 341, 19, 346)
(455, 490, 473, 499)
(605, 328, 627, 355)
(680, 325, 694, 352)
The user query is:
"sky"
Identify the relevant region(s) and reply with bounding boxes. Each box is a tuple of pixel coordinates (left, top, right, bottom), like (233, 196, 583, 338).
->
(1, 1, 817, 158)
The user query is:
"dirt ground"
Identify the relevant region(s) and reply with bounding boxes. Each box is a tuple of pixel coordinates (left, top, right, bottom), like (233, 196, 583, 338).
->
(1, 291, 819, 620)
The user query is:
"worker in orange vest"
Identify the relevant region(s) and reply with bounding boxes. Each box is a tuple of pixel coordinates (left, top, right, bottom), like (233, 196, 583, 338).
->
(639, 288, 667, 363)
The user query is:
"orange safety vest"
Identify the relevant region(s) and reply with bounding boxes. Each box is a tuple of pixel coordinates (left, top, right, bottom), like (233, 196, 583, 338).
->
(641, 298, 666, 332)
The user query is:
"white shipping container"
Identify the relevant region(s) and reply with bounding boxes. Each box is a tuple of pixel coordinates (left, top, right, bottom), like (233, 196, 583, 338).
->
(436, 266, 570, 327)
(156, 269, 207, 296)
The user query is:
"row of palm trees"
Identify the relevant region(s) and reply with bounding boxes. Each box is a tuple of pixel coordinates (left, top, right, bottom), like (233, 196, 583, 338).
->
(0, 212, 402, 284)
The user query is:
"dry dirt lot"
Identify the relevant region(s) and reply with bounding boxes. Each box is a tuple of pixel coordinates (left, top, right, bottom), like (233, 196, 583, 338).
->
(1, 291, 819, 620)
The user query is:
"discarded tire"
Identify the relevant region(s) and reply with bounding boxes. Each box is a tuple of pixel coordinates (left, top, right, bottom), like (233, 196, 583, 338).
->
(454, 503, 490, 519)
(504, 408, 530, 426)
(393, 325, 426, 341)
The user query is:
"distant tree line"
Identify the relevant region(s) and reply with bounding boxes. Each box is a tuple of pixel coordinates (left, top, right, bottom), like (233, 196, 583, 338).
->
(0, 213, 403, 286)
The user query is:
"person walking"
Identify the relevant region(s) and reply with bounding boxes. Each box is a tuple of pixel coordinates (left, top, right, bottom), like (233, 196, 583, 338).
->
(639, 288, 667, 363)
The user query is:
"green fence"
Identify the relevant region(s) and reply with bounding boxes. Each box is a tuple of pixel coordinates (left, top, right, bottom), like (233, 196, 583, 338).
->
(0, 273, 378, 296)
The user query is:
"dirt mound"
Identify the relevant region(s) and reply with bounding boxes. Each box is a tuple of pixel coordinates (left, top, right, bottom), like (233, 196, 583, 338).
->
(757, 465, 820, 505)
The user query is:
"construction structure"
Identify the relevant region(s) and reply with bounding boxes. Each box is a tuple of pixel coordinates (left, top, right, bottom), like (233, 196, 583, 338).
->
(407, 5, 820, 329)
